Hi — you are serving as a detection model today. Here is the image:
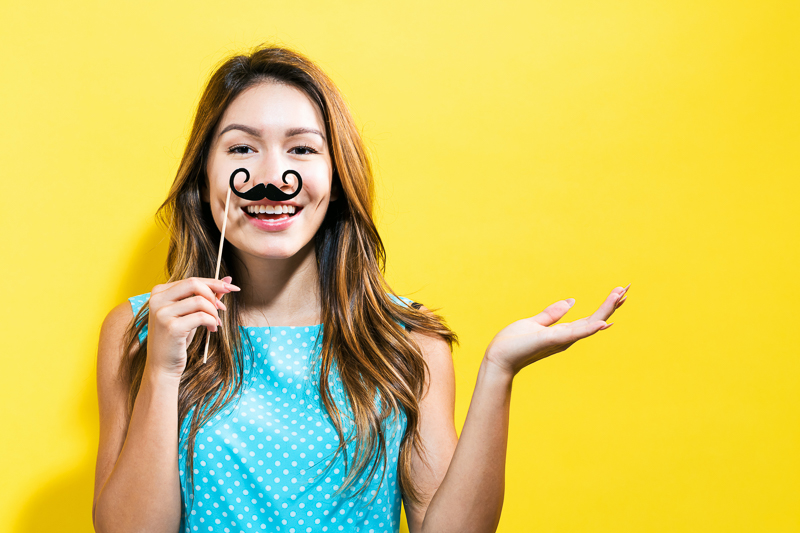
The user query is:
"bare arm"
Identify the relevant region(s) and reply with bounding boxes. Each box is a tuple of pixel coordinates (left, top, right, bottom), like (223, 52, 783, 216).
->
(403, 328, 510, 533)
(92, 302, 183, 533)
(405, 286, 629, 533)
(402, 328, 458, 532)
(93, 277, 236, 533)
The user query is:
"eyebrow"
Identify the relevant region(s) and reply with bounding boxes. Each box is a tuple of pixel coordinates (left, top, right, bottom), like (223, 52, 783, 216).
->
(218, 123, 261, 138)
(285, 127, 326, 141)
(218, 123, 326, 141)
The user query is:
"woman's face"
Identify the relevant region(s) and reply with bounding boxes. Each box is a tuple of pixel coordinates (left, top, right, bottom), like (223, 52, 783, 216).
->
(204, 81, 335, 261)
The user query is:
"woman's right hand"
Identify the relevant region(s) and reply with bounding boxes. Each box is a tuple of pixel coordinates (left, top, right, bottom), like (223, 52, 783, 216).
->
(145, 276, 240, 378)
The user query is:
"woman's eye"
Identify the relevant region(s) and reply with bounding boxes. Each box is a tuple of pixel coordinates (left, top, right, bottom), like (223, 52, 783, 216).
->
(290, 145, 318, 155)
(228, 145, 254, 155)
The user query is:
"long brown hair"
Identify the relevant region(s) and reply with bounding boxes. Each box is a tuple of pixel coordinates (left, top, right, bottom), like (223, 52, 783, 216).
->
(122, 45, 457, 505)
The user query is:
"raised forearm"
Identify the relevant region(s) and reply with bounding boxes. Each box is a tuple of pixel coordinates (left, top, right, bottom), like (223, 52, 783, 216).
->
(420, 357, 513, 533)
(94, 368, 182, 533)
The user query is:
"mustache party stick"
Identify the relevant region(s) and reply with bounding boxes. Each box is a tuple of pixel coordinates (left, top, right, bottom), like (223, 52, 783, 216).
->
(229, 168, 303, 202)
(202, 167, 304, 364)
(202, 183, 232, 364)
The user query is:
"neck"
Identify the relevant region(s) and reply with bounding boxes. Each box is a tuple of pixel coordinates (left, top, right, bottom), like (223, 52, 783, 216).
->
(232, 242, 322, 327)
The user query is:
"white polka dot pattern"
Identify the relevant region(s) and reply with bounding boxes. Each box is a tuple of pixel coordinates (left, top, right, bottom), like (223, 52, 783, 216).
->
(129, 293, 406, 533)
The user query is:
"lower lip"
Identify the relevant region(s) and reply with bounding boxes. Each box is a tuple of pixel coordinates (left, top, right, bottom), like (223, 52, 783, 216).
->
(243, 208, 302, 232)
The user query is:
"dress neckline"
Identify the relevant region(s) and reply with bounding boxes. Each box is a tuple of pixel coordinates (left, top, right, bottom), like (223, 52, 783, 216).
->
(239, 324, 323, 330)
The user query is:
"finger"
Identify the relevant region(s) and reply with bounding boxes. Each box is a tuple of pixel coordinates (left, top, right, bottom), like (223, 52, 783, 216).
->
(151, 276, 228, 295)
(153, 277, 239, 309)
(156, 276, 239, 297)
(150, 281, 179, 297)
(170, 311, 220, 336)
(218, 276, 233, 302)
(187, 276, 240, 294)
(571, 294, 618, 327)
(564, 285, 629, 328)
(553, 320, 608, 344)
(161, 295, 222, 325)
(614, 284, 630, 305)
(586, 288, 624, 324)
(529, 298, 575, 327)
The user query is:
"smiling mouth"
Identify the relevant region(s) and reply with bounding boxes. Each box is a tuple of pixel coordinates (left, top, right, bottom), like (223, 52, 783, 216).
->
(243, 204, 301, 221)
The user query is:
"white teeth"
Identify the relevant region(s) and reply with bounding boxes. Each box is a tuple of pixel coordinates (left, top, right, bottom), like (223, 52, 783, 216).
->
(246, 204, 297, 215)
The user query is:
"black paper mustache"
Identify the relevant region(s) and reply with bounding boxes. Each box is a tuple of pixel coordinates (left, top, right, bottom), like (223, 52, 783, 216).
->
(229, 168, 303, 202)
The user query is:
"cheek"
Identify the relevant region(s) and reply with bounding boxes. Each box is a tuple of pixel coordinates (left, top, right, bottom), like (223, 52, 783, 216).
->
(205, 152, 231, 201)
(303, 173, 334, 205)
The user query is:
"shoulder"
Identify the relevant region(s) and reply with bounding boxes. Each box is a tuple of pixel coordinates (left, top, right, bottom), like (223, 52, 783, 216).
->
(388, 296, 453, 370)
(97, 301, 136, 378)
(97, 293, 150, 377)
(407, 305, 454, 394)
(99, 301, 135, 349)
(387, 294, 423, 332)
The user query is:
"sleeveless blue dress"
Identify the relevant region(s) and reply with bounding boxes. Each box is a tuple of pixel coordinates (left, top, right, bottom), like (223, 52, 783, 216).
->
(129, 293, 407, 533)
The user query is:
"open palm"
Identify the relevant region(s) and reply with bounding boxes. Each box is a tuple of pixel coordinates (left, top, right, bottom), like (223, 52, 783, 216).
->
(485, 284, 630, 376)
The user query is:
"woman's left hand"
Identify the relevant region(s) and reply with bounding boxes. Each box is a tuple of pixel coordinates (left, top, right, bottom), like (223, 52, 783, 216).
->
(485, 284, 629, 377)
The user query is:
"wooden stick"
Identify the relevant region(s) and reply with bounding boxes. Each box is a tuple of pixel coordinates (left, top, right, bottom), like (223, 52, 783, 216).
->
(203, 187, 232, 364)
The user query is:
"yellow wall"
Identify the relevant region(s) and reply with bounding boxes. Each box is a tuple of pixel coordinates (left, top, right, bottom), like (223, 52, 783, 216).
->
(1, 1, 798, 531)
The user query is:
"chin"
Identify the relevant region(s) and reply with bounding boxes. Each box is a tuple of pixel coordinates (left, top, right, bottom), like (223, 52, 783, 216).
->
(250, 241, 314, 261)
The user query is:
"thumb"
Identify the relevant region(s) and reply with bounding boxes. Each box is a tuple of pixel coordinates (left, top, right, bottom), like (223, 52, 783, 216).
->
(529, 298, 576, 327)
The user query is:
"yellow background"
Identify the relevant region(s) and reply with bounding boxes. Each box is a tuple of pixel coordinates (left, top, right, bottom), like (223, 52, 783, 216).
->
(1, 1, 798, 531)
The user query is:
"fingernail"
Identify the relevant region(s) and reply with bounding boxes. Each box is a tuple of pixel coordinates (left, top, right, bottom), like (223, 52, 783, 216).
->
(224, 283, 241, 291)
(221, 276, 232, 283)
(617, 295, 627, 306)
(565, 298, 575, 307)
(601, 322, 614, 330)
(217, 298, 227, 311)
(624, 283, 631, 292)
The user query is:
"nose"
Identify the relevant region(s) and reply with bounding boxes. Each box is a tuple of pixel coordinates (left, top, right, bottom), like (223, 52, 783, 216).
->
(253, 152, 294, 194)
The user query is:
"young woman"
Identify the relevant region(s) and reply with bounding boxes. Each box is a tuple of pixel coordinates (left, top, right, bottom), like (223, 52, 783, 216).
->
(92, 46, 628, 533)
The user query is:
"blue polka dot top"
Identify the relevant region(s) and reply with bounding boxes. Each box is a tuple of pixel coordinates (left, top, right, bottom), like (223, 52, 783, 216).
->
(129, 293, 407, 533)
